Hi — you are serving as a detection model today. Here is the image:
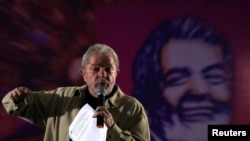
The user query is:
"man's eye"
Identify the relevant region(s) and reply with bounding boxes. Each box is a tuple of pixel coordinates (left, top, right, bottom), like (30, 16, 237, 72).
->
(93, 67, 100, 72)
(105, 67, 111, 73)
(164, 73, 189, 86)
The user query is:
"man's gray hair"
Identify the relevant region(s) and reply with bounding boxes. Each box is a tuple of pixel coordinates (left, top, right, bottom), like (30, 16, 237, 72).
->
(81, 43, 119, 68)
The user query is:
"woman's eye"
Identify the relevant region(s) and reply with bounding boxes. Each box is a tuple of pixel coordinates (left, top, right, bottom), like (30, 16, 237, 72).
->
(204, 69, 227, 85)
(204, 74, 226, 85)
(164, 73, 190, 86)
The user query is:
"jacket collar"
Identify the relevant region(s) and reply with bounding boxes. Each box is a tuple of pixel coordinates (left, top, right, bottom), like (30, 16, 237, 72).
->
(75, 84, 125, 108)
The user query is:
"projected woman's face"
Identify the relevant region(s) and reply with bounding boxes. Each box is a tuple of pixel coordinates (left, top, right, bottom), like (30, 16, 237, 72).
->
(160, 39, 232, 123)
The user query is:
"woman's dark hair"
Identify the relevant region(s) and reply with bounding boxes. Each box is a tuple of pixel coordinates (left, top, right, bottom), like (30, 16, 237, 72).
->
(132, 16, 232, 114)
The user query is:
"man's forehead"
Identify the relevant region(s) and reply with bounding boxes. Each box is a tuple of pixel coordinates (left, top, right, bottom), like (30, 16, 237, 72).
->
(87, 63, 113, 67)
(84, 52, 118, 69)
(87, 57, 115, 67)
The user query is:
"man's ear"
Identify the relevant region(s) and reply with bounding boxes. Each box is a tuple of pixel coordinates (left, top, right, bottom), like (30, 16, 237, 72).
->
(80, 68, 86, 81)
(116, 68, 120, 76)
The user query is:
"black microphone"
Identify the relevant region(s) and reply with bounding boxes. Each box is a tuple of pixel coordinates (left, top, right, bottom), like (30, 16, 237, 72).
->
(95, 86, 106, 128)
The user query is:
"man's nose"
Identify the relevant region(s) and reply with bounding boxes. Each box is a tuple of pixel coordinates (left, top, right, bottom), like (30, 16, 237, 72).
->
(98, 68, 107, 77)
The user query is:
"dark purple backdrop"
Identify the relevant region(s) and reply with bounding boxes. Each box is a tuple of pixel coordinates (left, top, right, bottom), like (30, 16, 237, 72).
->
(1, 1, 250, 140)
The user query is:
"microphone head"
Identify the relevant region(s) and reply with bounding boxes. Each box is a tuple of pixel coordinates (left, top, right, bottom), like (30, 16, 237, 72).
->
(94, 85, 107, 95)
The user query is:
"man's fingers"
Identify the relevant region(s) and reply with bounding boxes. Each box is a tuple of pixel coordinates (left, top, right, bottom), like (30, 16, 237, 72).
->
(93, 107, 106, 116)
(92, 106, 114, 128)
(10, 87, 30, 104)
(19, 87, 31, 93)
(93, 110, 105, 117)
(95, 106, 105, 111)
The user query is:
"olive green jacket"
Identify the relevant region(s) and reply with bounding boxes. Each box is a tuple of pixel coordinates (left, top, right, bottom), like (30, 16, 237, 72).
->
(2, 85, 150, 141)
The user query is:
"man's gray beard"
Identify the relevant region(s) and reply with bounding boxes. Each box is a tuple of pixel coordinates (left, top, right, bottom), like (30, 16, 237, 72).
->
(150, 112, 231, 141)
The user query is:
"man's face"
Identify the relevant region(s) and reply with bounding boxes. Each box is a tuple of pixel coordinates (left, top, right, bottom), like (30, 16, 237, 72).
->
(80, 53, 119, 97)
(160, 39, 232, 123)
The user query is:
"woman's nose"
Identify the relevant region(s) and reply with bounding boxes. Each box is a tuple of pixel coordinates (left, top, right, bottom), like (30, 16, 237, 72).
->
(189, 74, 210, 95)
